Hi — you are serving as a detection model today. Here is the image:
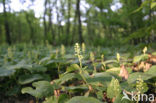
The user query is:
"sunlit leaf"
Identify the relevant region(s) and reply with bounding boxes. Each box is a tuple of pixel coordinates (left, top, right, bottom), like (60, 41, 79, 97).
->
(66, 96, 102, 103)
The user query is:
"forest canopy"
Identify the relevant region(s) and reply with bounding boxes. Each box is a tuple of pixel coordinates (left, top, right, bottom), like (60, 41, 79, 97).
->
(0, 0, 156, 46)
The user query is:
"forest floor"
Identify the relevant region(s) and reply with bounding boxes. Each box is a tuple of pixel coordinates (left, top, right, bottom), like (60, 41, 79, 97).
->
(0, 44, 156, 103)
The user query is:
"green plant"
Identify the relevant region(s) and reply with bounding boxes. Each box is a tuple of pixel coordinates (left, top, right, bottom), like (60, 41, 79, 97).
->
(135, 76, 148, 103)
(0, 44, 156, 103)
(90, 52, 96, 73)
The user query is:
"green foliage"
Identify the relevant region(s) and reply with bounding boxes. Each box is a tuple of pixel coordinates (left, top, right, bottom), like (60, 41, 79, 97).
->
(128, 72, 152, 84)
(0, 0, 156, 102)
(21, 81, 54, 99)
(66, 96, 102, 103)
(0, 44, 156, 102)
(0, 0, 155, 46)
(127, 66, 156, 84)
(43, 94, 69, 103)
(43, 96, 58, 103)
(56, 73, 80, 85)
(133, 54, 148, 63)
(18, 74, 50, 85)
(86, 72, 119, 86)
(151, 2, 156, 9)
(107, 78, 121, 98)
(136, 76, 148, 94)
(66, 64, 80, 73)
(0, 67, 15, 77)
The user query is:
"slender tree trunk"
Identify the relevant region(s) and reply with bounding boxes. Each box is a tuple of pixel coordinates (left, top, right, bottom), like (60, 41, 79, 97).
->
(43, 0, 48, 42)
(60, 0, 65, 44)
(17, 20, 21, 42)
(57, 14, 61, 40)
(48, 4, 55, 40)
(71, 7, 77, 44)
(148, 1, 152, 43)
(48, 1, 56, 45)
(66, 0, 71, 45)
(86, 8, 93, 41)
(2, 0, 11, 45)
(56, 0, 61, 41)
(76, 0, 84, 43)
(148, 1, 153, 25)
(25, 12, 35, 44)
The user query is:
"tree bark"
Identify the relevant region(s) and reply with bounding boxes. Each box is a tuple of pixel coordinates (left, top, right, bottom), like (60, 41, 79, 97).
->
(56, 0, 61, 41)
(25, 12, 35, 44)
(2, 0, 11, 45)
(76, 0, 84, 43)
(43, 0, 48, 42)
(86, 8, 93, 42)
(65, 0, 71, 45)
(49, 3, 55, 40)
(71, 5, 77, 44)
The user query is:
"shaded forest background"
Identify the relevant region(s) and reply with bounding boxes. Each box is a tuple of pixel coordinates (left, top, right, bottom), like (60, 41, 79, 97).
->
(0, 0, 156, 46)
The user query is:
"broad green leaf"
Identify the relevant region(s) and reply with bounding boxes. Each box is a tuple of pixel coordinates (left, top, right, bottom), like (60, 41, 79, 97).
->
(120, 82, 136, 92)
(58, 94, 69, 103)
(64, 54, 73, 59)
(0, 67, 15, 77)
(106, 67, 120, 74)
(56, 73, 80, 85)
(28, 64, 47, 73)
(128, 66, 156, 84)
(21, 81, 54, 98)
(133, 54, 148, 63)
(46, 59, 66, 65)
(107, 78, 121, 98)
(104, 60, 118, 64)
(152, 52, 156, 56)
(145, 65, 156, 75)
(128, 72, 153, 84)
(6, 61, 47, 73)
(7, 60, 32, 70)
(8, 63, 47, 73)
(62, 86, 88, 91)
(18, 74, 50, 85)
(39, 57, 50, 65)
(66, 96, 101, 103)
(7, 64, 31, 70)
(43, 94, 69, 103)
(86, 72, 120, 86)
(66, 64, 80, 73)
(151, 2, 156, 9)
(43, 96, 58, 103)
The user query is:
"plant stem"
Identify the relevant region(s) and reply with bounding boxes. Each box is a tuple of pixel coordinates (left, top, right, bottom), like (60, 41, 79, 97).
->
(36, 98, 39, 103)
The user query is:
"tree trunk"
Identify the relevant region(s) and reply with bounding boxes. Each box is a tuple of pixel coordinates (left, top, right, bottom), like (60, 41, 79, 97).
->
(48, 4, 55, 41)
(71, 6, 77, 44)
(86, 8, 93, 42)
(65, 0, 71, 45)
(17, 20, 22, 43)
(25, 12, 35, 44)
(43, 0, 48, 42)
(76, 0, 84, 43)
(2, 0, 11, 45)
(56, 0, 61, 42)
